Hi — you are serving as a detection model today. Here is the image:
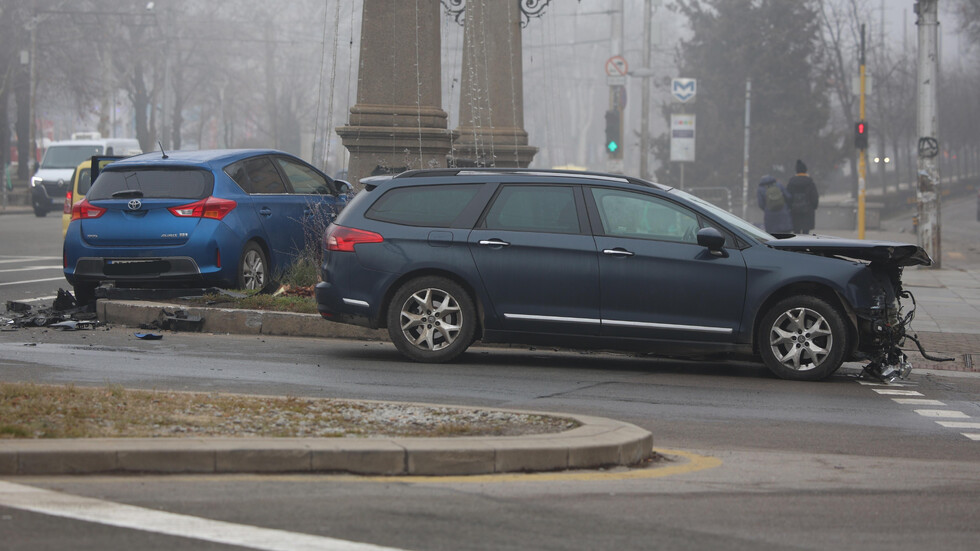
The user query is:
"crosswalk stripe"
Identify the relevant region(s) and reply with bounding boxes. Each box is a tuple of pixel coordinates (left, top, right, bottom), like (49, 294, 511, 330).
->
(0, 277, 64, 287)
(872, 389, 924, 396)
(914, 409, 970, 419)
(0, 481, 408, 551)
(936, 421, 980, 429)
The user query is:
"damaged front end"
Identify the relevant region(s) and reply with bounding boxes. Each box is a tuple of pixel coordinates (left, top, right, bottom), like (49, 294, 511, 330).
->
(771, 235, 936, 382)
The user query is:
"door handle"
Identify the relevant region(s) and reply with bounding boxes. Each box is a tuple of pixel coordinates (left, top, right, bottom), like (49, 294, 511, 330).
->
(259, 207, 272, 217)
(479, 239, 510, 247)
(603, 248, 634, 257)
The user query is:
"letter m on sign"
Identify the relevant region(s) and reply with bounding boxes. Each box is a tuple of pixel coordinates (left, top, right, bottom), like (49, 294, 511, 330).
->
(671, 78, 697, 103)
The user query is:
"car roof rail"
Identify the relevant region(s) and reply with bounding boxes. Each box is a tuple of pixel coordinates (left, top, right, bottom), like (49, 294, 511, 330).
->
(393, 167, 663, 188)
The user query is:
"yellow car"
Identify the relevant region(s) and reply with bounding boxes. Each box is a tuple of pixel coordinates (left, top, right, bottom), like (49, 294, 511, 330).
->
(61, 156, 121, 237)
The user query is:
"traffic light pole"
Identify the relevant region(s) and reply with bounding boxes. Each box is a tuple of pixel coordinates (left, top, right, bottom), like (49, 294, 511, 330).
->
(857, 24, 868, 240)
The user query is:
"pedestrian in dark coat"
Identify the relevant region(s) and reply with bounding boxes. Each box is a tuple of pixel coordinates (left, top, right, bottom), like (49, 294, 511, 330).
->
(786, 159, 820, 233)
(756, 175, 793, 233)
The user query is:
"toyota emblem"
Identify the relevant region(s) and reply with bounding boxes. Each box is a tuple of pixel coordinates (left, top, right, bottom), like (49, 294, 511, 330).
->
(128, 199, 142, 210)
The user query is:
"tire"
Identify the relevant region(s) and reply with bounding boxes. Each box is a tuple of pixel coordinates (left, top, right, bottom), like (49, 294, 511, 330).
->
(758, 295, 849, 381)
(238, 242, 270, 291)
(72, 283, 96, 307)
(386, 276, 476, 363)
(33, 204, 48, 217)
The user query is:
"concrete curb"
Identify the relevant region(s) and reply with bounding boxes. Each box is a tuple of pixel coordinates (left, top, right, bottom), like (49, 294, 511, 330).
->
(97, 300, 387, 341)
(0, 412, 653, 476)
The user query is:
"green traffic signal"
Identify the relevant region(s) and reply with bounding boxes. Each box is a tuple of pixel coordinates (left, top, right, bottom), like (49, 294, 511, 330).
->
(607, 141, 618, 153)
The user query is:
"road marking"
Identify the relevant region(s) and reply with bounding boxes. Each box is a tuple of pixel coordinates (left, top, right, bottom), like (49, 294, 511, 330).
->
(0, 266, 62, 273)
(856, 381, 917, 387)
(964, 433, 980, 441)
(936, 421, 980, 429)
(0, 277, 64, 287)
(0, 480, 407, 551)
(892, 398, 946, 406)
(914, 409, 969, 419)
(0, 256, 60, 263)
(872, 389, 924, 396)
(17, 295, 57, 303)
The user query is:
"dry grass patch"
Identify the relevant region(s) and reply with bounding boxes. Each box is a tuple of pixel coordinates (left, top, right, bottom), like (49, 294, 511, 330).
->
(0, 382, 578, 439)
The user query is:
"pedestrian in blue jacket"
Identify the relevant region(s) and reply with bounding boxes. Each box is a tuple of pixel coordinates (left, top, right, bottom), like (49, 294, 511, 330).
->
(756, 175, 793, 233)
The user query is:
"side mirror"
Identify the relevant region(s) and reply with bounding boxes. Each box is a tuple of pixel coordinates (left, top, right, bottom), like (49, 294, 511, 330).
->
(697, 227, 727, 256)
(336, 180, 353, 195)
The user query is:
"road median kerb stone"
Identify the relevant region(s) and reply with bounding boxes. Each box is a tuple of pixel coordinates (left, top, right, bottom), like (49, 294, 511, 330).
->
(0, 414, 653, 476)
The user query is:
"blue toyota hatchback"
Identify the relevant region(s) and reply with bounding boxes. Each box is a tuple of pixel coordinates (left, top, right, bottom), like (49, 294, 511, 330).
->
(316, 168, 931, 381)
(64, 149, 350, 303)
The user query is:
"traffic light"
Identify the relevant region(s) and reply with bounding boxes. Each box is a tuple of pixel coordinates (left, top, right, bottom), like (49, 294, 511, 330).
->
(605, 109, 621, 155)
(854, 120, 868, 150)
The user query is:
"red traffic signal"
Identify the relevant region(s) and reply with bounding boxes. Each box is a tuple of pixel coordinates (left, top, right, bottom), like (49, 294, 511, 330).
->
(854, 120, 868, 150)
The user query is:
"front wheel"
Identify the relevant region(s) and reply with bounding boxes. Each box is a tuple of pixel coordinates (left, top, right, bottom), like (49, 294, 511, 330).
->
(238, 242, 270, 291)
(759, 295, 849, 381)
(386, 276, 476, 363)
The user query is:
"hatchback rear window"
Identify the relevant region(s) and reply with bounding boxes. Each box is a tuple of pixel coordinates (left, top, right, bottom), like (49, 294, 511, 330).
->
(366, 184, 481, 227)
(87, 168, 215, 200)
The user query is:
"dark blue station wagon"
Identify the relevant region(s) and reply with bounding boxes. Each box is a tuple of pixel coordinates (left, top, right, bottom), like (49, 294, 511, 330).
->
(315, 169, 930, 381)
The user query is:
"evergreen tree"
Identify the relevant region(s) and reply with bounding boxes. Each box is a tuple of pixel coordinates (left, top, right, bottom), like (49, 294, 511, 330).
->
(656, 0, 837, 201)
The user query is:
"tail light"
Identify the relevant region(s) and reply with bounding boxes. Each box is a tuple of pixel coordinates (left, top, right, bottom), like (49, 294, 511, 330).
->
(70, 198, 106, 221)
(169, 197, 237, 220)
(325, 224, 383, 252)
(63, 191, 73, 215)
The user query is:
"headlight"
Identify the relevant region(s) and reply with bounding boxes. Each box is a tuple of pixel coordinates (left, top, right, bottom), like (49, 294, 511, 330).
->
(30, 176, 42, 188)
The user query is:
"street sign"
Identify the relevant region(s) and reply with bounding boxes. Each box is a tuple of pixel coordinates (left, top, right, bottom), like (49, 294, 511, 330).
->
(605, 55, 628, 77)
(670, 114, 695, 162)
(671, 78, 697, 103)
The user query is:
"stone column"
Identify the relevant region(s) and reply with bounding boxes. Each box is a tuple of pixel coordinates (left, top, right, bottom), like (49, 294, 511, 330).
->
(452, 0, 537, 168)
(337, 0, 454, 187)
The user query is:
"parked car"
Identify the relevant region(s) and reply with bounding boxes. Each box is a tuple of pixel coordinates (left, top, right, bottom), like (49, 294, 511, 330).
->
(315, 168, 931, 381)
(31, 138, 142, 217)
(61, 156, 124, 237)
(64, 149, 351, 303)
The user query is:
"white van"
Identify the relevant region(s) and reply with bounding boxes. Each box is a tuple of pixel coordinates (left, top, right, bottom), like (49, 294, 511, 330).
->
(30, 138, 142, 217)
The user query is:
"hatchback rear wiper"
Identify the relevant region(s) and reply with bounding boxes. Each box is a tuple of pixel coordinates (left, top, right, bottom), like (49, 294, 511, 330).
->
(111, 190, 144, 198)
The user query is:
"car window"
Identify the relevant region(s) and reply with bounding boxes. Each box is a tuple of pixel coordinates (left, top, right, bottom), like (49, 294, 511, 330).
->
(76, 168, 92, 195)
(224, 157, 287, 194)
(482, 185, 580, 234)
(274, 157, 333, 194)
(88, 169, 214, 200)
(40, 145, 104, 169)
(591, 187, 700, 244)
(365, 184, 481, 227)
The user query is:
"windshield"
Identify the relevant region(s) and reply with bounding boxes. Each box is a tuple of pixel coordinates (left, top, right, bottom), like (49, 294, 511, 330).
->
(668, 188, 775, 243)
(88, 168, 214, 201)
(40, 145, 104, 169)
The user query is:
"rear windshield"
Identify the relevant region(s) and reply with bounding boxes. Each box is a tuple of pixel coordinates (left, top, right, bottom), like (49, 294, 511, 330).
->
(365, 184, 481, 227)
(87, 168, 214, 201)
(40, 145, 104, 169)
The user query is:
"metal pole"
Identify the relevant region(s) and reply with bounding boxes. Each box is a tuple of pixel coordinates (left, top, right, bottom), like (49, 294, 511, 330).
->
(639, 0, 651, 180)
(857, 25, 867, 239)
(741, 79, 751, 220)
(916, 0, 941, 267)
(607, 0, 624, 174)
(28, 0, 37, 172)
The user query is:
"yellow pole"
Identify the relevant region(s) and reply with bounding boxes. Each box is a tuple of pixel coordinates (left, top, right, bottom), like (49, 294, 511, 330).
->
(857, 27, 867, 240)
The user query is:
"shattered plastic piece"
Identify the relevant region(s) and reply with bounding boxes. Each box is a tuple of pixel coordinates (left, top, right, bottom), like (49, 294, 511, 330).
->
(50, 321, 79, 331)
(52, 289, 77, 311)
(5, 301, 32, 314)
(135, 333, 163, 340)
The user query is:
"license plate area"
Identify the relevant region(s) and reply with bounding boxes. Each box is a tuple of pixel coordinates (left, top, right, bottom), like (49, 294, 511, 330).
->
(103, 259, 170, 276)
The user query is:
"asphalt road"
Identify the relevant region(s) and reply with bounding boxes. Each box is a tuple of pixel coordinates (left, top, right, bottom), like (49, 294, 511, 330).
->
(1, 199, 979, 550)
(0, 211, 65, 304)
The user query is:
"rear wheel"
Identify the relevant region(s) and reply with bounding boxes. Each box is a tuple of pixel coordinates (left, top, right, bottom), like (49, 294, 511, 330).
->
(72, 283, 96, 306)
(759, 295, 848, 381)
(386, 276, 475, 363)
(238, 242, 269, 291)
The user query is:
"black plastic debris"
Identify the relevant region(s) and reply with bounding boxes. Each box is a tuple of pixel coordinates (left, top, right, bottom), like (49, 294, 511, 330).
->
(151, 308, 204, 332)
(2, 289, 100, 330)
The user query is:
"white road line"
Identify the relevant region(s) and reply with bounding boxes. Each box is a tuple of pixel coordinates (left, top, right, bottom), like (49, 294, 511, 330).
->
(0, 481, 409, 551)
(856, 381, 917, 387)
(0, 266, 63, 273)
(0, 256, 60, 263)
(964, 434, 980, 441)
(0, 277, 64, 287)
(871, 389, 924, 396)
(892, 398, 946, 406)
(936, 421, 980, 429)
(914, 409, 970, 419)
(17, 295, 58, 303)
